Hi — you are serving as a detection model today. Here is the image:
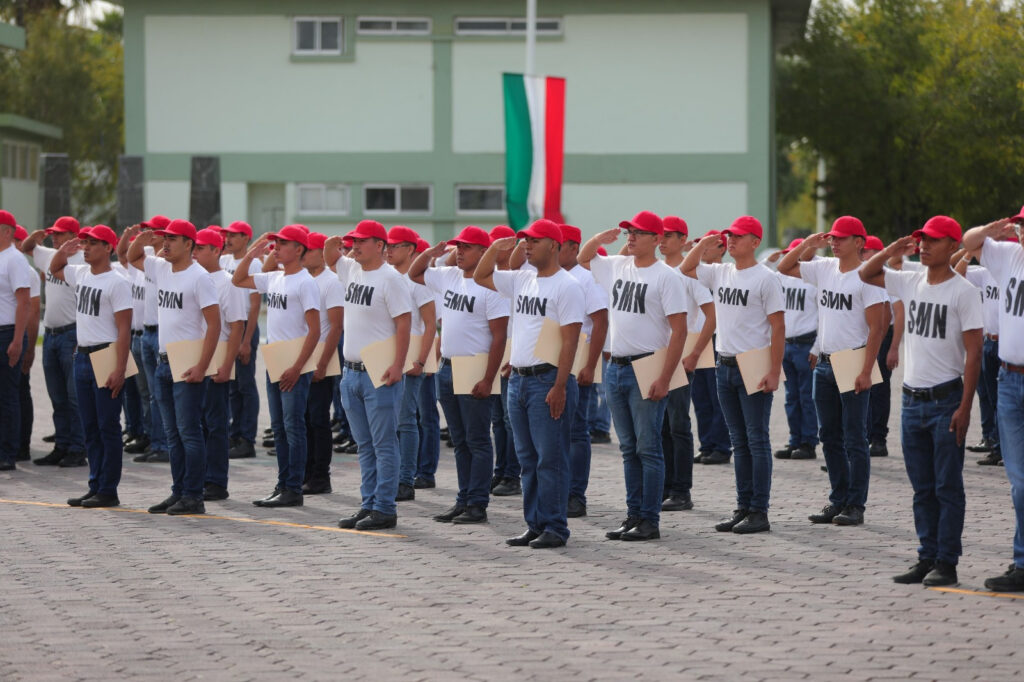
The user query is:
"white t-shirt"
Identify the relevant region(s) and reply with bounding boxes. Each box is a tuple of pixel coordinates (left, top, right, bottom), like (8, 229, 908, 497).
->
(312, 268, 345, 343)
(493, 268, 584, 367)
(143, 256, 219, 352)
(141, 246, 159, 327)
(33, 245, 83, 328)
(220, 253, 262, 276)
(210, 270, 248, 342)
(980, 238, 1024, 364)
(335, 258, 412, 361)
(63, 265, 132, 346)
(0, 245, 35, 326)
(253, 269, 320, 344)
(424, 265, 509, 357)
(965, 265, 999, 335)
(777, 272, 818, 338)
(798, 258, 889, 354)
(590, 255, 687, 356)
(402, 271, 435, 337)
(113, 263, 146, 331)
(678, 270, 714, 334)
(885, 269, 983, 388)
(567, 264, 608, 338)
(696, 262, 785, 356)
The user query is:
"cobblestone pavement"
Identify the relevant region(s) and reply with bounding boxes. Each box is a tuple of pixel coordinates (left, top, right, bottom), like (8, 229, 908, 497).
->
(2, 359, 1021, 681)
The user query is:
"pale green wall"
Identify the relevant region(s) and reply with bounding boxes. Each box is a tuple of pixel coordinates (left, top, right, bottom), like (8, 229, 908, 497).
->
(0, 179, 40, 229)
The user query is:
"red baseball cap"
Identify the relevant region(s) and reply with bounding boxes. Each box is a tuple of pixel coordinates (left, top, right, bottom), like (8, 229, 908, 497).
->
(14, 225, 28, 241)
(724, 216, 763, 240)
(1009, 206, 1024, 224)
(781, 238, 804, 254)
(80, 224, 118, 249)
(155, 219, 198, 241)
(221, 221, 253, 238)
(864, 235, 885, 252)
(517, 219, 564, 244)
(415, 238, 429, 253)
(194, 228, 225, 248)
(306, 232, 328, 250)
(448, 226, 491, 248)
(490, 225, 516, 240)
(597, 246, 608, 257)
(268, 224, 311, 249)
(387, 225, 420, 246)
(348, 219, 387, 241)
(141, 215, 171, 230)
(45, 216, 81, 235)
(559, 224, 582, 244)
(0, 210, 15, 228)
(827, 216, 867, 239)
(913, 215, 962, 243)
(663, 216, 689, 235)
(619, 210, 663, 235)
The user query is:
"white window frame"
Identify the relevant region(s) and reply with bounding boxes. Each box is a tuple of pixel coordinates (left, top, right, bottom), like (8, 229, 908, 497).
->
(356, 16, 432, 36)
(292, 16, 344, 55)
(363, 183, 433, 216)
(296, 183, 350, 216)
(455, 185, 506, 215)
(454, 17, 563, 36)
(1, 141, 40, 181)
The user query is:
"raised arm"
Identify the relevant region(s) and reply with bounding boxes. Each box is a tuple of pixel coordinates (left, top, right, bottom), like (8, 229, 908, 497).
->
(777, 233, 826, 278)
(231, 235, 270, 290)
(860, 236, 915, 288)
(578, 229, 620, 270)
(473, 237, 516, 291)
(125, 227, 154, 271)
(408, 242, 448, 285)
(47, 238, 82, 282)
(962, 217, 1013, 253)
(681, 233, 720, 279)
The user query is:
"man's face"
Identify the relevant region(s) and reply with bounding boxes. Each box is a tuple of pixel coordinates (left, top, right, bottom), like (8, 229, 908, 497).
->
(302, 248, 325, 270)
(82, 238, 111, 265)
(192, 243, 221, 270)
(223, 231, 250, 255)
(726, 232, 758, 259)
(52, 231, 75, 248)
(658, 231, 686, 257)
(385, 241, 415, 267)
(626, 228, 660, 257)
(918, 235, 957, 267)
(455, 242, 485, 272)
(350, 237, 383, 265)
(828, 234, 862, 260)
(558, 241, 580, 269)
(525, 236, 558, 268)
(161, 234, 192, 262)
(274, 239, 304, 265)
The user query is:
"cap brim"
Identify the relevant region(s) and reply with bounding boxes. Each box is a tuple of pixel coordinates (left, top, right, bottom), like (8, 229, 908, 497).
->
(1009, 215, 1024, 225)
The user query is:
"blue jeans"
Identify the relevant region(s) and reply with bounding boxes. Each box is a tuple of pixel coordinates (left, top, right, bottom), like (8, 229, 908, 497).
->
(997, 368, 1024, 568)
(130, 334, 150, 437)
(0, 328, 24, 464)
(141, 329, 168, 453)
(155, 359, 207, 499)
(42, 326, 84, 452)
(19, 367, 32, 451)
(398, 373, 424, 487)
(492, 375, 521, 479)
(978, 338, 1000, 443)
(814, 361, 871, 509)
(662, 383, 694, 496)
(73, 351, 123, 495)
(605, 362, 667, 525)
(437, 362, 494, 508)
(202, 378, 230, 489)
(331, 334, 349, 435)
(342, 368, 402, 516)
(569, 383, 595, 503)
(901, 386, 965, 565)
(265, 370, 312, 493)
(693, 364, 732, 455)
(305, 376, 334, 484)
(716, 362, 773, 512)
(229, 323, 260, 445)
(508, 371, 577, 540)
(416, 371, 440, 482)
(122, 375, 142, 437)
(867, 326, 894, 443)
(588, 357, 611, 433)
(782, 340, 818, 447)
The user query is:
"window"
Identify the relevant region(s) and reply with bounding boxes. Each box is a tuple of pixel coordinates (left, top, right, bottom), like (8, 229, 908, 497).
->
(456, 185, 505, 214)
(454, 17, 563, 36)
(293, 17, 343, 55)
(357, 16, 431, 36)
(1, 142, 40, 181)
(363, 184, 432, 215)
(297, 184, 349, 215)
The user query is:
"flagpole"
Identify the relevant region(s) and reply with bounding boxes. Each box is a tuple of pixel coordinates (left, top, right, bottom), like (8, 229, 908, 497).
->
(525, 0, 537, 77)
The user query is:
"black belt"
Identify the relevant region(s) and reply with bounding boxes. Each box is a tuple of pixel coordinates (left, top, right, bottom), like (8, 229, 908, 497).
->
(719, 355, 738, 367)
(45, 323, 76, 335)
(132, 329, 144, 337)
(1002, 362, 1024, 375)
(609, 353, 653, 366)
(158, 352, 169, 364)
(818, 352, 832, 365)
(343, 360, 366, 372)
(78, 343, 111, 355)
(144, 325, 158, 333)
(903, 378, 963, 402)
(0, 324, 13, 333)
(511, 363, 556, 376)
(439, 357, 451, 368)
(785, 332, 816, 345)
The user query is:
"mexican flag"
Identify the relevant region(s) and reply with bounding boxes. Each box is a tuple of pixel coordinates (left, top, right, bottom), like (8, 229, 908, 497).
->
(503, 73, 566, 230)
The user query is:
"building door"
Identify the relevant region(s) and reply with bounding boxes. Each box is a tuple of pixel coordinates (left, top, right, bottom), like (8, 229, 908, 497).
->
(247, 183, 285, 231)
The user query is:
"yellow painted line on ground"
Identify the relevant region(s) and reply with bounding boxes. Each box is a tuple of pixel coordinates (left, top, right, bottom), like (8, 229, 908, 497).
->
(0, 498, 405, 538)
(929, 586, 1024, 600)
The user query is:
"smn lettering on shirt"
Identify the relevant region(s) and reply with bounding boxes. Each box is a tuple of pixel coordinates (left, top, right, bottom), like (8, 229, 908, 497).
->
(819, 290, 853, 311)
(611, 280, 647, 313)
(266, 292, 288, 310)
(345, 283, 374, 306)
(157, 289, 183, 310)
(443, 290, 475, 313)
(718, 287, 749, 307)
(784, 287, 805, 311)
(46, 271, 70, 288)
(131, 283, 145, 302)
(907, 300, 947, 339)
(516, 294, 547, 316)
(76, 285, 102, 317)
(1005, 278, 1024, 317)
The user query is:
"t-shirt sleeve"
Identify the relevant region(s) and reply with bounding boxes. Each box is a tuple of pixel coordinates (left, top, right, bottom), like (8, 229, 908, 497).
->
(491, 270, 517, 300)
(883, 269, 911, 301)
(979, 237, 1014, 282)
(659, 268, 688, 316)
(142, 254, 162, 280)
(385, 273, 413, 318)
(412, 281, 434, 309)
(196, 272, 220, 309)
(556, 278, 585, 326)
(694, 262, 717, 289)
(798, 258, 823, 287)
(484, 288, 510, 320)
(109, 277, 133, 314)
(325, 278, 345, 310)
(63, 264, 83, 288)
(252, 272, 271, 295)
(689, 277, 714, 306)
(299, 278, 320, 313)
(247, 259, 263, 276)
(958, 283, 984, 332)
(860, 278, 890, 308)
(335, 257, 355, 288)
(761, 271, 785, 315)
(422, 266, 443, 294)
(589, 255, 615, 287)
(223, 285, 247, 323)
(32, 245, 54, 272)
(8, 255, 33, 292)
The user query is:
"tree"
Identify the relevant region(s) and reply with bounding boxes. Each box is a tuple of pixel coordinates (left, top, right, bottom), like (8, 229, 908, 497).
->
(777, 0, 1024, 239)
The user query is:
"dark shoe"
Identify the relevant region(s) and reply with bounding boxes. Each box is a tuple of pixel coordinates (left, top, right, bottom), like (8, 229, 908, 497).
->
(923, 561, 958, 587)
(702, 450, 731, 465)
(606, 516, 640, 540)
(167, 497, 205, 515)
(621, 519, 660, 541)
(869, 441, 889, 457)
(445, 437, 454, 448)
(302, 480, 332, 495)
(0, 461, 14, 471)
(967, 437, 995, 453)
(355, 510, 397, 530)
(567, 496, 587, 517)
(984, 564, 1024, 592)
(832, 505, 864, 526)
(332, 431, 351, 445)
(252, 487, 284, 507)
(58, 451, 87, 468)
(774, 445, 794, 460)
(809, 503, 843, 524)
(132, 450, 153, 462)
(124, 435, 151, 454)
(262, 437, 275, 448)
(715, 509, 749, 532)
(34, 447, 68, 466)
(146, 450, 170, 463)
(492, 478, 522, 496)
(978, 451, 1003, 466)
(490, 474, 503, 492)
(439, 427, 449, 438)
(266, 449, 277, 457)
(148, 495, 181, 514)
(790, 444, 817, 460)
(43, 433, 56, 443)
(260, 489, 303, 507)
(452, 506, 488, 524)
(893, 559, 935, 584)
(590, 430, 611, 445)
(203, 483, 229, 501)
(17, 446, 30, 461)
(263, 427, 274, 436)
(338, 508, 372, 529)
(413, 476, 435, 489)
(506, 529, 540, 546)
(82, 493, 120, 508)
(228, 440, 256, 459)
(661, 492, 693, 512)
(68, 491, 95, 507)
(343, 443, 358, 454)
(529, 531, 566, 549)
(694, 451, 706, 464)
(395, 483, 415, 501)
(733, 510, 771, 534)
(433, 505, 466, 523)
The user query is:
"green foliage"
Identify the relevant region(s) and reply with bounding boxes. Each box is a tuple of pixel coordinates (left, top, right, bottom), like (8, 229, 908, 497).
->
(778, 0, 1024, 240)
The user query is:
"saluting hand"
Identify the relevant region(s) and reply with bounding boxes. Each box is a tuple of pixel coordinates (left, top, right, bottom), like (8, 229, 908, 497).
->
(802, 232, 829, 251)
(58, 238, 82, 255)
(492, 236, 517, 251)
(884, 235, 917, 259)
(247, 235, 271, 259)
(595, 228, 620, 245)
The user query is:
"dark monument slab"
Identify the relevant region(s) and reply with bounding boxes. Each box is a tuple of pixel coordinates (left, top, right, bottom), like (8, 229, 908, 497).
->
(189, 156, 221, 227)
(40, 154, 71, 228)
(116, 155, 145, 230)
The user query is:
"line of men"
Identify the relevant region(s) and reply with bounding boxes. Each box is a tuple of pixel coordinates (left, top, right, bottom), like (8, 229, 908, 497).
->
(0, 206, 1022, 591)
